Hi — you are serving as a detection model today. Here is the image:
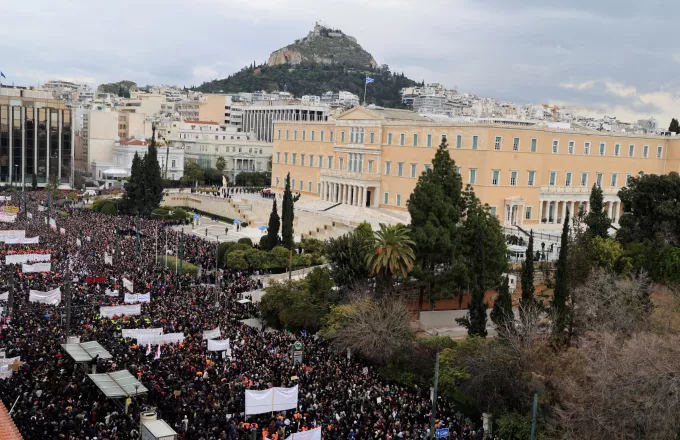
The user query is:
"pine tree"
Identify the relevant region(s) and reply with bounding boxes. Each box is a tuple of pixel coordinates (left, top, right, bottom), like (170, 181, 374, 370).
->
(519, 230, 536, 320)
(491, 275, 513, 336)
(141, 127, 164, 215)
(124, 152, 143, 214)
(552, 209, 570, 343)
(281, 173, 295, 249)
(585, 184, 610, 238)
(264, 198, 280, 250)
(669, 118, 679, 134)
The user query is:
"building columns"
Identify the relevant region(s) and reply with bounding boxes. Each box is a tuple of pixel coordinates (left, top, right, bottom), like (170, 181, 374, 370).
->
(607, 201, 614, 219)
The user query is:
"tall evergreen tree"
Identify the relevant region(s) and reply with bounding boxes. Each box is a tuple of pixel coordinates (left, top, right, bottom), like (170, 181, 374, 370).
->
(552, 209, 570, 343)
(490, 275, 513, 335)
(264, 198, 280, 250)
(141, 127, 164, 215)
(585, 183, 610, 238)
(408, 138, 463, 306)
(125, 152, 144, 213)
(519, 230, 536, 320)
(670, 118, 679, 134)
(465, 220, 488, 338)
(281, 173, 295, 249)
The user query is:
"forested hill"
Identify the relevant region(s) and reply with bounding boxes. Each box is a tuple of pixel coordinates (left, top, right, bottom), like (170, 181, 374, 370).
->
(195, 64, 422, 108)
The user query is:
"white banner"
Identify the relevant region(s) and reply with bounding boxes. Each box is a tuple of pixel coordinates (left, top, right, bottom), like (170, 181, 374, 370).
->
(124, 293, 150, 303)
(0, 292, 7, 301)
(76, 238, 81, 247)
(245, 385, 299, 415)
(0, 196, 11, 201)
(135, 333, 185, 345)
(22, 262, 51, 273)
(284, 428, 322, 440)
(202, 327, 221, 340)
(0, 230, 25, 241)
(99, 304, 141, 318)
(121, 328, 163, 338)
(27, 212, 32, 220)
(105, 288, 119, 297)
(5, 236, 39, 244)
(207, 339, 230, 352)
(29, 287, 61, 305)
(0, 212, 17, 223)
(38, 205, 46, 212)
(59, 227, 65, 236)
(5, 254, 51, 265)
(104, 253, 112, 265)
(123, 278, 133, 292)
(49, 218, 56, 230)
(0, 356, 19, 366)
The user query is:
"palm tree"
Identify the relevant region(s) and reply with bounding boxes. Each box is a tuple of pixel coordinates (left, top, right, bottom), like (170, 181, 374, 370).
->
(365, 223, 416, 290)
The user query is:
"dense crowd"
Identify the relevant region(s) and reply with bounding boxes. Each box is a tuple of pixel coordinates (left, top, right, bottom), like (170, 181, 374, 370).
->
(0, 191, 488, 440)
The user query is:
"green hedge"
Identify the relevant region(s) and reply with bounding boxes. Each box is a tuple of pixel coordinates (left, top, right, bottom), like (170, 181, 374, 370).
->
(156, 255, 200, 275)
(224, 245, 316, 271)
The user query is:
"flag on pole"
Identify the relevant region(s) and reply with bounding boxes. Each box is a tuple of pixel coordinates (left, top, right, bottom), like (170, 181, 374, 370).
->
(365, 76, 375, 84)
(154, 345, 160, 360)
(0, 72, 5, 79)
(146, 344, 151, 356)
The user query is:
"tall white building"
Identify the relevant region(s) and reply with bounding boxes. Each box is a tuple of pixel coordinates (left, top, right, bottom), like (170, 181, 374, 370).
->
(232, 103, 329, 142)
(91, 138, 184, 183)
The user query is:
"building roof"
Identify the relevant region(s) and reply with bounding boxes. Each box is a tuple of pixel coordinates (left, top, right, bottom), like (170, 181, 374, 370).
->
(88, 370, 148, 398)
(364, 106, 427, 121)
(183, 120, 219, 125)
(119, 138, 149, 146)
(142, 420, 178, 437)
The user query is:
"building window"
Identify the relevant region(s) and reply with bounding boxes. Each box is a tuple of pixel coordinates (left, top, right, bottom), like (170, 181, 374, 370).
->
(597, 143, 605, 156)
(396, 194, 402, 207)
(319, 157, 323, 169)
(276, 152, 280, 163)
(317, 183, 321, 194)
(584, 142, 590, 155)
(472, 135, 478, 150)
(294, 130, 297, 140)
(387, 133, 392, 145)
(171, 160, 176, 168)
(531, 138, 537, 152)
(370, 132, 375, 144)
(614, 143, 620, 156)
(410, 163, 417, 178)
(311, 131, 315, 141)
(291, 179, 295, 189)
(552, 140, 559, 153)
(308, 182, 312, 192)
(384, 192, 389, 205)
(425, 164, 432, 171)
(526, 206, 532, 220)
(528, 171, 535, 186)
(339, 157, 344, 170)
(510, 170, 518, 186)
(385, 161, 391, 175)
(341, 131, 345, 143)
(513, 137, 520, 152)
(643, 145, 649, 158)
(360, 127, 365, 144)
(397, 162, 404, 177)
(611, 173, 618, 187)
(568, 141, 575, 155)
(549, 171, 557, 186)
(320, 131, 324, 142)
(457, 134, 463, 149)
(400, 133, 405, 146)
(492, 170, 500, 186)
(292, 153, 297, 165)
(276, 177, 280, 186)
(626, 173, 632, 186)
(284, 153, 288, 164)
(330, 131, 334, 142)
(441, 134, 447, 143)
(328, 156, 333, 168)
(581, 172, 588, 186)
(596, 172, 603, 187)
(301, 154, 305, 166)
(565, 172, 572, 187)
(277, 129, 281, 140)
(495, 136, 502, 151)
(300, 180, 304, 191)
(489, 207, 497, 217)
(427, 134, 432, 147)
(628, 144, 635, 157)
(657, 146, 663, 158)
(302, 130, 306, 141)
(350, 127, 355, 144)
(469, 169, 477, 184)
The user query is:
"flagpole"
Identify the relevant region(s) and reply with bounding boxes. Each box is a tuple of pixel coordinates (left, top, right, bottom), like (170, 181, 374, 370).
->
(363, 76, 367, 106)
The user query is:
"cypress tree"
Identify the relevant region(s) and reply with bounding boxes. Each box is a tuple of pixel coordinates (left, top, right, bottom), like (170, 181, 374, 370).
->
(124, 152, 143, 214)
(281, 173, 294, 249)
(264, 198, 280, 250)
(142, 127, 164, 215)
(585, 184, 610, 238)
(551, 209, 570, 343)
(669, 118, 679, 134)
(467, 221, 488, 338)
(519, 230, 536, 320)
(491, 275, 513, 336)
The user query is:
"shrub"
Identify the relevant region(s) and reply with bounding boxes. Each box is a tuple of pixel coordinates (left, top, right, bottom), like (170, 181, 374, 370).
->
(245, 248, 269, 269)
(217, 242, 233, 267)
(270, 246, 291, 269)
(259, 236, 269, 249)
(172, 207, 188, 220)
(101, 202, 117, 215)
(237, 237, 253, 247)
(225, 250, 249, 271)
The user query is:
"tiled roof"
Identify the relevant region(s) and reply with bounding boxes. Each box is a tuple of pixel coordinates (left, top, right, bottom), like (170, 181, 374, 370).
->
(183, 120, 219, 125)
(119, 139, 149, 146)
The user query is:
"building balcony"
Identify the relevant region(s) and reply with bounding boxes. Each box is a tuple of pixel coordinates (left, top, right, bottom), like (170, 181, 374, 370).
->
(320, 169, 381, 182)
(540, 185, 619, 196)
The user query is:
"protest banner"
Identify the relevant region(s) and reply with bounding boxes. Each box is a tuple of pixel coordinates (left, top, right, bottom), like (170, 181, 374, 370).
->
(86, 276, 107, 284)
(22, 262, 51, 273)
(5, 254, 51, 265)
(99, 304, 141, 318)
(123, 278, 134, 292)
(121, 328, 163, 338)
(245, 385, 298, 415)
(207, 339, 230, 352)
(124, 293, 151, 303)
(134, 333, 185, 345)
(29, 288, 61, 305)
(202, 327, 221, 340)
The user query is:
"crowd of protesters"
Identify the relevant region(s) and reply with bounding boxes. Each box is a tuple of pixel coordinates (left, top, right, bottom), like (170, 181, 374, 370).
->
(0, 191, 489, 440)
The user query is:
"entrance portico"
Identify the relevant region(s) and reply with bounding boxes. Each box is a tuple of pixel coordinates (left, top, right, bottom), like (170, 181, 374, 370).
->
(504, 197, 527, 226)
(319, 169, 380, 207)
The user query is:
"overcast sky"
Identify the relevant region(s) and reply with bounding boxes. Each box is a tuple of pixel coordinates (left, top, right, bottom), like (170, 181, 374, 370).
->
(2, 0, 678, 125)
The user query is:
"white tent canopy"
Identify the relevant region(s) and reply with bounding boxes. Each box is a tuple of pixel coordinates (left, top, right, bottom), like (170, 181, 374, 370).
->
(61, 341, 113, 362)
(102, 168, 128, 176)
(88, 370, 148, 398)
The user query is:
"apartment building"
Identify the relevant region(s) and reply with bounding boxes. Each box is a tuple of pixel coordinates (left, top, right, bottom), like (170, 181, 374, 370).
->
(271, 106, 680, 228)
(172, 120, 272, 182)
(118, 111, 152, 140)
(234, 103, 329, 142)
(82, 108, 119, 173)
(91, 138, 184, 182)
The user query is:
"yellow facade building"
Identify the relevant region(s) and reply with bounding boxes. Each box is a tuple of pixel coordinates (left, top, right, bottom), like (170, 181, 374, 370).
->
(271, 106, 680, 228)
